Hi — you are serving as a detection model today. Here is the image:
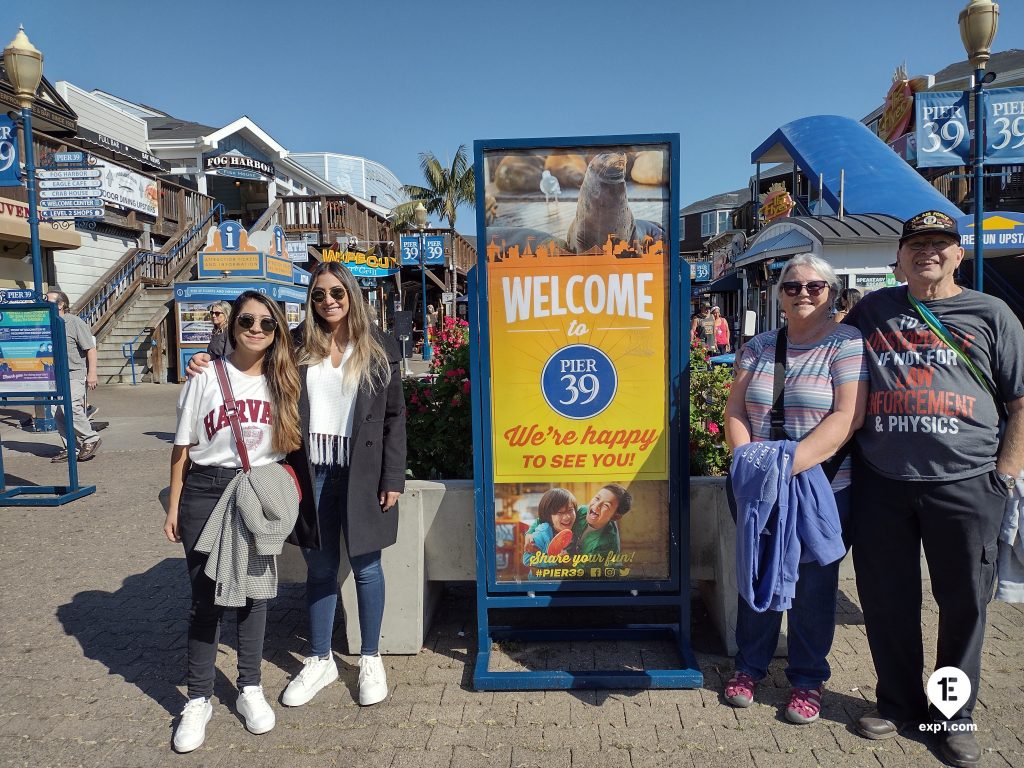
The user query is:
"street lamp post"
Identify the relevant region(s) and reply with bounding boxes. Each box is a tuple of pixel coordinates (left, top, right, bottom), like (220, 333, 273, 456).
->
(414, 202, 432, 362)
(3, 26, 44, 296)
(958, 0, 999, 294)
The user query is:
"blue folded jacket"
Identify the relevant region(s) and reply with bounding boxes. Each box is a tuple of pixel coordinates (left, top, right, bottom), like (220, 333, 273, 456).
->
(730, 440, 844, 612)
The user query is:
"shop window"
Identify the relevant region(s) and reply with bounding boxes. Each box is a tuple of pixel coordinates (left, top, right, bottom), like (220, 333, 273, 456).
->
(701, 209, 732, 238)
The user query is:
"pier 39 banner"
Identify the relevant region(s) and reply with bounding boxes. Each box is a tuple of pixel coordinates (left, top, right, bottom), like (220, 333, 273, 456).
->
(480, 138, 674, 584)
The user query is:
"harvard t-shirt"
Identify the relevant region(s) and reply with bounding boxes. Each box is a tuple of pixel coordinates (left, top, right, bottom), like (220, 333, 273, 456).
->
(175, 361, 286, 468)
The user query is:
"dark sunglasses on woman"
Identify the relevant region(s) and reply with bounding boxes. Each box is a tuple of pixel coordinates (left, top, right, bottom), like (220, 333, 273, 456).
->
(310, 286, 347, 304)
(236, 314, 278, 333)
(780, 280, 828, 297)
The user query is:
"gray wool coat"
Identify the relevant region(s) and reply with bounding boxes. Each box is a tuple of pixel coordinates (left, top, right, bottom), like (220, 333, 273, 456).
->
(286, 330, 407, 557)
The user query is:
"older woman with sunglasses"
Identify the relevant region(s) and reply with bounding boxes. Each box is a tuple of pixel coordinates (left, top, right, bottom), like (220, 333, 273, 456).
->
(722, 253, 869, 725)
(206, 301, 233, 358)
(186, 263, 406, 709)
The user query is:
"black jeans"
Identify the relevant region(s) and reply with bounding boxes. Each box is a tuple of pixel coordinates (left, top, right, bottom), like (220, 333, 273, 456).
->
(852, 464, 1006, 724)
(178, 464, 268, 700)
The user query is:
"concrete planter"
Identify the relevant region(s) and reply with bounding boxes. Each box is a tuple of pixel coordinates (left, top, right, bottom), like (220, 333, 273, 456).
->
(281, 477, 748, 655)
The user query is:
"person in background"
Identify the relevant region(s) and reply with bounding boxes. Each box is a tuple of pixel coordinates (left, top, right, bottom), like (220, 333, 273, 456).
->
(889, 260, 907, 285)
(691, 304, 717, 350)
(712, 306, 731, 353)
(722, 253, 868, 725)
(206, 301, 233, 357)
(844, 211, 1024, 767)
(833, 288, 862, 324)
(45, 290, 101, 463)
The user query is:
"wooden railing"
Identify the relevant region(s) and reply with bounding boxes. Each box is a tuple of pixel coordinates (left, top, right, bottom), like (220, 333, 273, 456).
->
(249, 197, 282, 232)
(74, 204, 224, 338)
(278, 194, 476, 274)
(11, 130, 212, 238)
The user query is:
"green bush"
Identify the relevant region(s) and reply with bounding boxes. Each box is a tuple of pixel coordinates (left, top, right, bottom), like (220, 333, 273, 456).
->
(403, 317, 474, 479)
(688, 339, 733, 476)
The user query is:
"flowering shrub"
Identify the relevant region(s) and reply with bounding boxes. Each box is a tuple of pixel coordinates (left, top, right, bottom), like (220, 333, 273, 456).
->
(689, 339, 734, 476)
(403, 317, 474, 479)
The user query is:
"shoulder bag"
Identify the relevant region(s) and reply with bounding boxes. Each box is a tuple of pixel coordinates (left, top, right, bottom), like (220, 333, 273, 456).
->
(771, 328, 849, 482)
(213, 358, 301, 500)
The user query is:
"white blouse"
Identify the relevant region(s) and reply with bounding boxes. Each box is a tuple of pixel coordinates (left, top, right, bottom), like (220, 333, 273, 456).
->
(306, 345, 358, 465)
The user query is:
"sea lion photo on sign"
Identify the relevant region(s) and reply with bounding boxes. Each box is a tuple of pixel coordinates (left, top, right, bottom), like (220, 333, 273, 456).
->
(493, 155, 544, 192)
(566, 152, 637, 253)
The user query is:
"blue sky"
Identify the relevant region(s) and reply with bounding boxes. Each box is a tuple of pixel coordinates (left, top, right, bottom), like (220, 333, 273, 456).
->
(7, 0, 1018, 231)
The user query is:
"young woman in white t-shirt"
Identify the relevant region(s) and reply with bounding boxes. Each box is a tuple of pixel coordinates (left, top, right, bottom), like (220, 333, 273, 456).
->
(163, 291, 301, 753)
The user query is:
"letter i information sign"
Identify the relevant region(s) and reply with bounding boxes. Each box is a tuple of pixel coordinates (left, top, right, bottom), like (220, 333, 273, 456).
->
(471, 134, 700, 690)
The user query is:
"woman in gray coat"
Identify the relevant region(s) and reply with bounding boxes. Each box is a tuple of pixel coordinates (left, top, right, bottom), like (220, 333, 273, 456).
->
(281, 261, 406, 709)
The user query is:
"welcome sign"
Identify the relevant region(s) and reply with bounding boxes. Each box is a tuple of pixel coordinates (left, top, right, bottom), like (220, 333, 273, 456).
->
(477, 137, 678, 585)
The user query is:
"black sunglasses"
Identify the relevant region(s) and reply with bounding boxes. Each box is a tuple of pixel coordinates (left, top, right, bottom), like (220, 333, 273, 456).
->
(310, 286, 348, 304)
(236, 314, 278, 333)
(780, 280, 829, 297)
(210, 311, 225, 316)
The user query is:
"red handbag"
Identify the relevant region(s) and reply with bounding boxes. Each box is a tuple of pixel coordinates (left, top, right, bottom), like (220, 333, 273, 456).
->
(212, 358, 302, 501)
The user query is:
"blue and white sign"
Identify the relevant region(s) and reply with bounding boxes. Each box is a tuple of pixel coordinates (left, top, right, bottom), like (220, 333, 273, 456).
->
(0, 115, 19, 188)
(691, 261, 712, 283)
(400, 234, 446, 266)
(540, 344, 617, 420)
(218, 221, 244, 251)
(985, 87, 1024, 165)
(915, 91, 971, 168)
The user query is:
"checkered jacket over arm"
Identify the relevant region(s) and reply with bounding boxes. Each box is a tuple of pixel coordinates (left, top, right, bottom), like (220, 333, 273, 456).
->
(194, 463, 300, 608)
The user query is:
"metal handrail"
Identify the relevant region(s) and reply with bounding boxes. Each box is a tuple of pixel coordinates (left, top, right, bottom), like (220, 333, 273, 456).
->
(121, 306, 170, 386)
(77, 204, 224, 330)
(984, 262, 1024, 318)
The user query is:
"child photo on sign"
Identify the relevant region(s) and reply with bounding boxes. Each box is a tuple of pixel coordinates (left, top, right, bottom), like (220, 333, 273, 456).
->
(522, 488, 579, 573)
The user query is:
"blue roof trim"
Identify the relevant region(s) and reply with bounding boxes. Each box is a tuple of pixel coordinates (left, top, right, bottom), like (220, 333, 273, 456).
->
(750, 116, 962, 222)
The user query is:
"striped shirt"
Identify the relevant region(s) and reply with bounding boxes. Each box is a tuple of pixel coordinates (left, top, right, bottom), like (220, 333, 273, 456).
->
(739, 324, 868, 489)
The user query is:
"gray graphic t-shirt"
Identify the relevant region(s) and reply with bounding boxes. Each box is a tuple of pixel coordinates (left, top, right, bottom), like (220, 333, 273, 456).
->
(846, 286, 1024, 481)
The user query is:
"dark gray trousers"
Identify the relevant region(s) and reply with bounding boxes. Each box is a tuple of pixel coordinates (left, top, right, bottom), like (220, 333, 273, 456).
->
(852, 464, 1006, 724)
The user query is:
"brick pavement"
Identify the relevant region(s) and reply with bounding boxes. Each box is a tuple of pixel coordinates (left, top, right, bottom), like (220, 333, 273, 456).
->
(1, 384, 1022, 768)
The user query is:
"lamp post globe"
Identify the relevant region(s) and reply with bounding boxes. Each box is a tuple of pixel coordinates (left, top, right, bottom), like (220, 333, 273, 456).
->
(958, 0, 999, 294)
(414, 202, 432, 361)
(3, 25, 45, 295)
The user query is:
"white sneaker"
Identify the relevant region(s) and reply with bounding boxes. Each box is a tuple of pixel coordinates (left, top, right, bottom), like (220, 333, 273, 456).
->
(281, 655, 339, 707)
(173, 697, 212, 753)
(358, 654, 388, 706)
(237, 685, 275, 734)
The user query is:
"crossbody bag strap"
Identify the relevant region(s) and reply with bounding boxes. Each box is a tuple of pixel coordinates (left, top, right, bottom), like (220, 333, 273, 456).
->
(770, 328, 788, 441)
(906, 288, 1000, 404)
(212, 358, 251, 473)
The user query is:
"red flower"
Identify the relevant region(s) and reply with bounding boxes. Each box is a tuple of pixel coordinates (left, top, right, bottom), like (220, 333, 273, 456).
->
(462, 380, 471, 394)
(708, 422, 720, 435)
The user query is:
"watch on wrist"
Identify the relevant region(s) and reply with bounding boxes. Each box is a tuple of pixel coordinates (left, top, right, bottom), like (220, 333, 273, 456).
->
(998, 472, 1017, 492)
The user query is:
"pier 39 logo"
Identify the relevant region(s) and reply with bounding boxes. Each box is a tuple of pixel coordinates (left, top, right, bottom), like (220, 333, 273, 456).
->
(541, 344, 617, 419)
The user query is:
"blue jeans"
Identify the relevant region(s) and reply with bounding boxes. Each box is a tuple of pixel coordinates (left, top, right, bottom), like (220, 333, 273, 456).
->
(733, 486, 850, 689)
(302, 464, 385, 657)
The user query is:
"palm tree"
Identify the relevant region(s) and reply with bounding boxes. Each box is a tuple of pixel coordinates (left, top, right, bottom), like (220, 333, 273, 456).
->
(391, 145, 475, 231)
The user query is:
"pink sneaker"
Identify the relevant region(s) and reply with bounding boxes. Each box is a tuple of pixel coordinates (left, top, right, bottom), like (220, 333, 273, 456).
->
(786, 686, 822, 724)
(724, 671, 757, 707)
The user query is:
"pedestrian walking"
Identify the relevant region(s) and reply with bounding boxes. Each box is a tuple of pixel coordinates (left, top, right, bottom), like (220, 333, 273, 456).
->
(691, 303, 716, 350)
(45, 290, 101, 462)
(163, 291, 302, 753)
(712, 306, 731, 352)
(844, 210, 1024, 767)
(723, 253, 869, 725)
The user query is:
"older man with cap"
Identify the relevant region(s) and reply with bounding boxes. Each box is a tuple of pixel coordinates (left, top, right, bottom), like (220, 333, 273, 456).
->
(843, 210, 1024, 766)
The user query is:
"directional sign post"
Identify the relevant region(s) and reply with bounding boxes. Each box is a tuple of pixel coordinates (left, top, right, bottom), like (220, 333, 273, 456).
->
(36, 153, 104, 224)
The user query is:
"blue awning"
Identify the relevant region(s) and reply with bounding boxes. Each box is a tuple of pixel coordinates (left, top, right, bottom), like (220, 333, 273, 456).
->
(751, 116, 962, 222)
(734, 229, 814, 268)
(697, 272, 741, 295)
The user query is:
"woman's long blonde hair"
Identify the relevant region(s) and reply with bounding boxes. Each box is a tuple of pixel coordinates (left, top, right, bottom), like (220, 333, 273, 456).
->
(300, 261, 391, 392)
(228, 291, 302, 454)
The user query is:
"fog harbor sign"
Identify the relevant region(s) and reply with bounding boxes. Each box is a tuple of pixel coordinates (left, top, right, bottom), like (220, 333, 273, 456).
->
(203, 154, 275, 181)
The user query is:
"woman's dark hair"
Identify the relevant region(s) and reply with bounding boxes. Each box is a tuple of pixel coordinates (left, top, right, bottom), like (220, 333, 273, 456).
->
(837, 288, 863, 313)
(227, 290, 301, 453)
(537, 488, 577, 525)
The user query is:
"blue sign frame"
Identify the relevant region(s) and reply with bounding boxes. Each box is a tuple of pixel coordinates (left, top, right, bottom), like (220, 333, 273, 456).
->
(0, 115, 20, 188)
(470, 133, 700, 691)
(0, 299, 96, 505)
